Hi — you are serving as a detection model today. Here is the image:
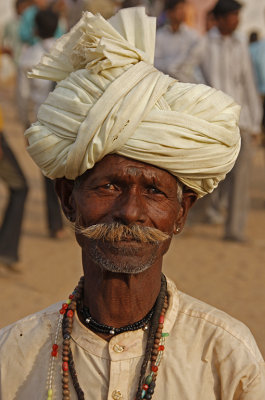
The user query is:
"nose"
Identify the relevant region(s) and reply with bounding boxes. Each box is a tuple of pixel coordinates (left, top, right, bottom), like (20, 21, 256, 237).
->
(112, 188, 147, 226)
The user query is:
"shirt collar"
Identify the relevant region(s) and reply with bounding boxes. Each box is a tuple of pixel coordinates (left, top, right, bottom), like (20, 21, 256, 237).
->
(71, 276, 179, 360)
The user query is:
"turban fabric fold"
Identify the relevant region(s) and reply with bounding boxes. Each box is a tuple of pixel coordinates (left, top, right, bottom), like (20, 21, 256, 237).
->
(25, 7, 241, 197)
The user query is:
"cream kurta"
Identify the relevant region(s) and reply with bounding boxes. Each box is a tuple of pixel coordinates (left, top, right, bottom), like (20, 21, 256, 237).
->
(0, 278, 264, 400)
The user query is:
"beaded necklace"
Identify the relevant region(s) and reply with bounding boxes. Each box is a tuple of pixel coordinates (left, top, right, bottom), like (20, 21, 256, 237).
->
(46, 275, 169, 400)
(81, 303, 155, 335)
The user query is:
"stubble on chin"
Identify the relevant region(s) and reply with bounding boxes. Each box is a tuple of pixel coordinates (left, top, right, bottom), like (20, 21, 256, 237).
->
(87, 240, 160, 275)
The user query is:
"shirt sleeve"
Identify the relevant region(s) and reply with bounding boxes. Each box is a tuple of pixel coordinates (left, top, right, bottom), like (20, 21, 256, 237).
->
(239, 364, 265, 400)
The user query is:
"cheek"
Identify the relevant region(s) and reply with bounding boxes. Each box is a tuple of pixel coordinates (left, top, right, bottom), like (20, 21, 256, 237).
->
(147, 202, 180, 233)
(75, 195, 115, 225)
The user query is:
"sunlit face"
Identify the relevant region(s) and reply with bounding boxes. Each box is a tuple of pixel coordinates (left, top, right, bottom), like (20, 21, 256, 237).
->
(69, 155, 191, 274)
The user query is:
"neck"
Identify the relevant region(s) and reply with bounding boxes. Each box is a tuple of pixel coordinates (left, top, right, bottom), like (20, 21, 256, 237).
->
(80, 252, 163, 335)
(218, 26, 233, 37)
(170, 21, 181, 32)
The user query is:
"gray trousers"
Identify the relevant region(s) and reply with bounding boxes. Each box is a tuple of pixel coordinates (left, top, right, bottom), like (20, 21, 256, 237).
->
(206, 129, 251, 240)
(0, 134, 28, 262)
(224, 129, 251, 239)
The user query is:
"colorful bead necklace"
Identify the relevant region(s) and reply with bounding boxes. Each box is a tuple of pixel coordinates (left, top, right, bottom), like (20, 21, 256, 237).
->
(47, 275, 169, 400)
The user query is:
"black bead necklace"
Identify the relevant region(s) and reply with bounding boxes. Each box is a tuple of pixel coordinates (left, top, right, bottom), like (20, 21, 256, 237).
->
(81, 304, 155, 335)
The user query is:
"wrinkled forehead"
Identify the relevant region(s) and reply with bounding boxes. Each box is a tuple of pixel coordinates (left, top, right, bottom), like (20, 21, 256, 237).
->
(74, 154, 180, 188)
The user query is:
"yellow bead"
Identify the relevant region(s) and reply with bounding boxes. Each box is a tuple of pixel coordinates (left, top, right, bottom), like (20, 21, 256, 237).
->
(48, 389, 53, 396)
(66, 299, 71, 305)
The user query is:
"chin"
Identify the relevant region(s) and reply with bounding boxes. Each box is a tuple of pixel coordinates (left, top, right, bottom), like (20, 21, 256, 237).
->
(88, 240, 160, 275)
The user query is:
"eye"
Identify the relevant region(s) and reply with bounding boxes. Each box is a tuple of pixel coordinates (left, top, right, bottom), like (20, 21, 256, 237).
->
(146, 186, 165, 196)
(100, 183, 116, 190)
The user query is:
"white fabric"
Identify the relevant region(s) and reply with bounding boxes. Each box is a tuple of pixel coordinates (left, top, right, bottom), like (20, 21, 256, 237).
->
(19, 38, 56, 117)
(0, 278, 264, 400)
(25, 7, 241, 198)
(154, 23, 201, 83)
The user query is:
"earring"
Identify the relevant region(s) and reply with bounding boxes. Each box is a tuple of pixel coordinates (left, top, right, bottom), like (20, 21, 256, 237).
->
(176, 226, 180, 233)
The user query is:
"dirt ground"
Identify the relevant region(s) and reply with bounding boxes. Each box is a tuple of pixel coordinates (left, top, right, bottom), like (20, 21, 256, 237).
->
(1, 84, 265, 358)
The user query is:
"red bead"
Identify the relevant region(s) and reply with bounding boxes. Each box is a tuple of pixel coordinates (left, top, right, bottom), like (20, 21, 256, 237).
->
(152, 366, 158, 372)
(60, 308, 66, 314)
(51, 350, 58, 357)
(67, 310, 74, 318)
(69, 294, 74, 299)
(143, 384, 149, 390)
(62, 303, 68, 309)
(62, 362, 68, 371)
(52, 344, 59, 351)
(158, 345, 164, 351)
(159, 315, 164, 324)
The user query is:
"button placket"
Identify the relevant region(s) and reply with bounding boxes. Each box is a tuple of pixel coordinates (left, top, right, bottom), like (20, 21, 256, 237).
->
(113, 344, 125, 353)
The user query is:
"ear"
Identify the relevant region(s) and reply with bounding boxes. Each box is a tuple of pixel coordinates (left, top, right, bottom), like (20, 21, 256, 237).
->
(55, 178, 76, 222)
(173, 189, 198, 234)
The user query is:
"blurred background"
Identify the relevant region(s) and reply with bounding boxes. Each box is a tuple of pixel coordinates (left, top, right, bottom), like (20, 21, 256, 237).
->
(0, 0, 265, 357)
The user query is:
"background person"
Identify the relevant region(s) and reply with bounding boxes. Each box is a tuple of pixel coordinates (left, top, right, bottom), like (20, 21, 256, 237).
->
(19, 8, 65, 238)
(154, 0, 201, 83)
(196, 0, 262, 241)
(0, 104, 28, 268)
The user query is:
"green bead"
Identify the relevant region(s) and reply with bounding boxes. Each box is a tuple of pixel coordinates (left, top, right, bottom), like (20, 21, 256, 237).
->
(145, 375, 153, 385)
(141, 389, 146, 398)
(162, 332, 169, 337)
(47, 389, 53, 396)
(66, 299, 71, 305)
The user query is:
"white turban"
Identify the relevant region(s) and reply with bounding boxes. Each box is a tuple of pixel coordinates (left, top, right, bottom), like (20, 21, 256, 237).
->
(25, 7, 241, 197)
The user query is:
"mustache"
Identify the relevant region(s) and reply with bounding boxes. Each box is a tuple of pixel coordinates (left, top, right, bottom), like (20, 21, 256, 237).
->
(75, 223, 170, 243)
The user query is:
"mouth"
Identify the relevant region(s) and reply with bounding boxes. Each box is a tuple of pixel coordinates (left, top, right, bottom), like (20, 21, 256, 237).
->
(95, 238, 157, 256)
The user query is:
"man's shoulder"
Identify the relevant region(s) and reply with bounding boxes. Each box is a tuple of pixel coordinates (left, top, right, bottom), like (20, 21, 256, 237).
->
(0, 302, 61, 347)
(177, 290, 263, 361)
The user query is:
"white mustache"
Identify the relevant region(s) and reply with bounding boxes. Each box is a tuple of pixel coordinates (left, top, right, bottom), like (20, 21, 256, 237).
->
(75, 223, 170, 243)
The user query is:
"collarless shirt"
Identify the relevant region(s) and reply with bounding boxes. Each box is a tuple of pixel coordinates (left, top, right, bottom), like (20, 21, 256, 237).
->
(0, 277, 264, 400)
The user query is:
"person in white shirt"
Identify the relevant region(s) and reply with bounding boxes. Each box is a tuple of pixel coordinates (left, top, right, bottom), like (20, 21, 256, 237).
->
(19, 8, 65, 238)
(197, 0, 263, 241)
(154, 0, 201, 83)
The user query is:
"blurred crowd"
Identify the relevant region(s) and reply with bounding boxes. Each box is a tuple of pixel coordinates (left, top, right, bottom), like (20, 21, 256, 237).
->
(0, 0, 265, 268)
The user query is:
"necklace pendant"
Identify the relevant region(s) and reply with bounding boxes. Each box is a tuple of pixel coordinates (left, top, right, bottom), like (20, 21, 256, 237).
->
(109, 328, 115, 335)
(142, 324, 149, 331)
(85, 317, 91, 324)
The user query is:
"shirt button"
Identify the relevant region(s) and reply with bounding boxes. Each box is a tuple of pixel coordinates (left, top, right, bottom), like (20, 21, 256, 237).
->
(113, 344, 124, 353)
(112, 390, 123, 400)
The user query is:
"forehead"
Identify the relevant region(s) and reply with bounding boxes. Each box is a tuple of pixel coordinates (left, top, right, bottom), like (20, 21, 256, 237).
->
(76, 155, 178, 187)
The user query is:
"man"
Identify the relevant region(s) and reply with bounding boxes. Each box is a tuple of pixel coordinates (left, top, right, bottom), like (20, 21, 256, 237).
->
(19, 9, 65, 238)
(0, 102, 28, 267)
(154, 0, 201, 83)
(197, 0, 262, 240)
(0, 7, 264, 400)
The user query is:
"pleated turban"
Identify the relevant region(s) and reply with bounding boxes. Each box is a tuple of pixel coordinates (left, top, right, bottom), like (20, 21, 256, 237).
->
(25, 7, 241, 197)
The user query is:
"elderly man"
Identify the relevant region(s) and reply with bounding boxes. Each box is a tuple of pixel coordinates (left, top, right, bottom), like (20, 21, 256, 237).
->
(0, 7, 264, 400)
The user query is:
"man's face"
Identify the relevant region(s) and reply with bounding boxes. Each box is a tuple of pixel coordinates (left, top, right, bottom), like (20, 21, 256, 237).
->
(62, 155, 194, 275)
(167, 2, 186, 26)
(217, 10, 240, 35)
